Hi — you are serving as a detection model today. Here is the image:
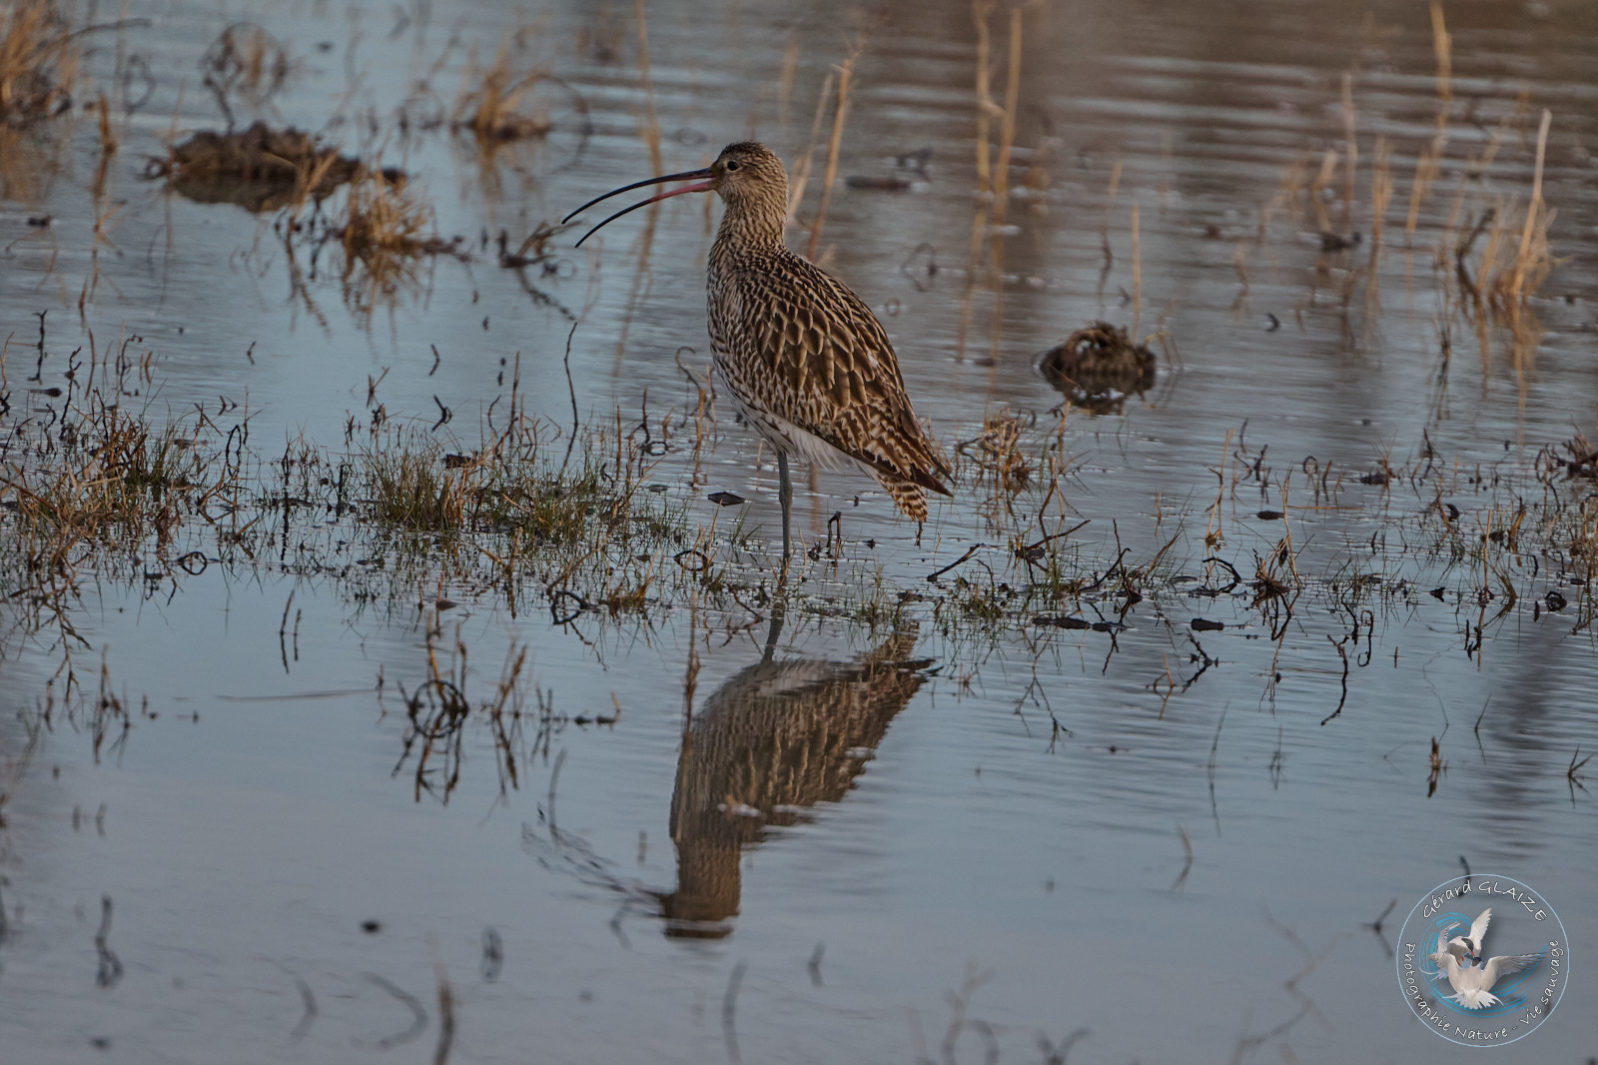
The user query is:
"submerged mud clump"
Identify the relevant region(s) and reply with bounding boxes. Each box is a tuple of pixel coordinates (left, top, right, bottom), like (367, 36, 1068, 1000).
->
(145, 122, 397, 212)
(1039, 322, 1156, 413)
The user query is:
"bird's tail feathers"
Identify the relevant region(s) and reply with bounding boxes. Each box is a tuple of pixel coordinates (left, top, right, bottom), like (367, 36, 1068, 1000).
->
(1450, 989, 1501, 1010)
(881, 476, 929, 522)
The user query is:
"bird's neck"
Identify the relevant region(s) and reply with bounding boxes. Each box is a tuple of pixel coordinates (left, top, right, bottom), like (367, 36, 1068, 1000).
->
(713, 196, 787, 257)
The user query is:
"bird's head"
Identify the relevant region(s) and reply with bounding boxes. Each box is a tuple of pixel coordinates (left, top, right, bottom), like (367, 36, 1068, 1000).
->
(705, 142, 786, 205)
(564, 142, 789, 248)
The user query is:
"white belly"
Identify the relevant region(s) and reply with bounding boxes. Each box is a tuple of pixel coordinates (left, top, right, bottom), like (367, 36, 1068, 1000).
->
(713, 362, 858, 473)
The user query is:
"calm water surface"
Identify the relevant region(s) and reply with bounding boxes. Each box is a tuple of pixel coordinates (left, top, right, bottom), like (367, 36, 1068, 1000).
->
(2, 0, 1596, 1062)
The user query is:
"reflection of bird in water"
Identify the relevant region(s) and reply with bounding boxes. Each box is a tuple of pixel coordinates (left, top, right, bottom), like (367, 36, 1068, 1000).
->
(1038, 322, 1155, 414)
(659, 607, 932, 938)
(564, 142, 951, 561)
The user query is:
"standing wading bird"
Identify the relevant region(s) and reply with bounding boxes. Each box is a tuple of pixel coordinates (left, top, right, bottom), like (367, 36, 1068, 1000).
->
(563, 142, 951, 561)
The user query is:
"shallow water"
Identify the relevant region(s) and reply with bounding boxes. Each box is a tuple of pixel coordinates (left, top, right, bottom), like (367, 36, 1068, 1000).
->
(3, 0, 1597, 1062)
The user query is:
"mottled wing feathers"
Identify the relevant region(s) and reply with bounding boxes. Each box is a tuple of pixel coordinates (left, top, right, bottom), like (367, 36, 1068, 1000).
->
(723, 247, 951, 499)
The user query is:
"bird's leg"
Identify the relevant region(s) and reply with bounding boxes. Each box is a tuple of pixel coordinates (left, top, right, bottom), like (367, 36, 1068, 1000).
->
(777, 450, 793, 561)
(760, 599, 787, 664)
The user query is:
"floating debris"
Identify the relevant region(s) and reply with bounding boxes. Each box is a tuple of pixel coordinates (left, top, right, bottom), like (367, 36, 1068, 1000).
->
(844, 175, 914, 191)
(1038, 322, 1156, 414)
(1032, 615, 1090, 630)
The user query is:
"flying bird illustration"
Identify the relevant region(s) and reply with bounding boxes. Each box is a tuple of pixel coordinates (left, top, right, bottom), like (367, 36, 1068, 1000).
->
(1444, 908, 1493, 965)
(1428, 947, 1541, 1009)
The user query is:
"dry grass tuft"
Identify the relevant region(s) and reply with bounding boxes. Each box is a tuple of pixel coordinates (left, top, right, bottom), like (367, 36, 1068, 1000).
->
(0, 0, 77, 129)
(368, 442, 472, 534)
(334, 171, 464, 317)
(958, 412, 1032, 496)
(452, 34, 554, 144)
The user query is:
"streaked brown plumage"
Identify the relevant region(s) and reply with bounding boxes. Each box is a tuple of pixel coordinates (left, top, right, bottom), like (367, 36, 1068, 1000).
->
(564, 142, 951, 559)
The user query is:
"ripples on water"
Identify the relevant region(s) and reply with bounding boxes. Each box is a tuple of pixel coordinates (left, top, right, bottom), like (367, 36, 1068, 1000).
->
(1, 0, 1595, 1061)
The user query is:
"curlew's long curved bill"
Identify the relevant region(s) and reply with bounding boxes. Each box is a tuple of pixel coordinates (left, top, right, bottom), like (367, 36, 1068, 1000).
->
(563, 167, 715, 248)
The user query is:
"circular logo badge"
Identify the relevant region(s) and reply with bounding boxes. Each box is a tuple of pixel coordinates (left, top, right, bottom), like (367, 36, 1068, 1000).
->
(1395, 873, 1568, 1046)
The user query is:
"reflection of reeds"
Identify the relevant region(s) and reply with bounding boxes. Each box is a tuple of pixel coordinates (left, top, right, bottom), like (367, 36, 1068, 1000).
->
(1365, 136, 1392, 316)
(1269, 53, 1558, 375)
(199, 22, 289, 129)
(387, 628, 579, 805)
(988, 5, 1022, 236)
(604, 0, 665, 371)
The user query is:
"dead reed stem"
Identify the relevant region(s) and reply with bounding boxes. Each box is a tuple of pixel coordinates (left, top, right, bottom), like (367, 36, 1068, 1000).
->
(989, 5, 1022, 227)
(1507, 108, 1551, 304)
(785, 70, 833, 222)
(1340, 73, 1356, 233)
(1406, 4, 1452, 241)
(971, 0, 994, 195)
(608, 1, 664, 372)
(1366, 136, 1392, 313)
(1430, 1, 1451, 108)
(776, 33, 798, 131)
(806, 38, 862, 261)
(1130, 203, 1142, 335)
(633, 0, 662, 178)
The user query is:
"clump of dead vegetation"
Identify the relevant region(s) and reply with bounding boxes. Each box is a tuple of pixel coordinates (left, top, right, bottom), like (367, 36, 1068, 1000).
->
(145, 122, 376, 212)
(452, 32, 556, 143)
(958, 412, 1033, 495)
(332, 170, 467, 317)
(1541, 431, 1598, 484)
(1038, 322, 1156, 414)
(144, 125, 466, 316)
(0, 0, 77, 128)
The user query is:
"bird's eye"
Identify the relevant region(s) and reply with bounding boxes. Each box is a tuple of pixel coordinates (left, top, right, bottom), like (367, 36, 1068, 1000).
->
(726, 160, 740, 171)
